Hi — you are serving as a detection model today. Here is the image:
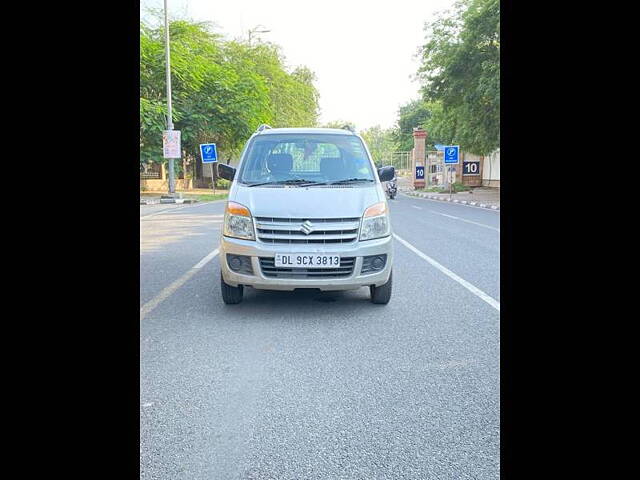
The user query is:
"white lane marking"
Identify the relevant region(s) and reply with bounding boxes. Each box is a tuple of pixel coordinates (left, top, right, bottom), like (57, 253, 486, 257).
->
(140, 248, 219, 321)
(193, 249, 220, 269)
(393, 234, 500, 312)
(431, 211, 499, 232)
(412, 205, 423, 210)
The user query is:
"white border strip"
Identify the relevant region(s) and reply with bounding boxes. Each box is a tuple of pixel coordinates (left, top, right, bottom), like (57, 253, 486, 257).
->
(393, 234, 500, 312)
(431, 211, 500, 232)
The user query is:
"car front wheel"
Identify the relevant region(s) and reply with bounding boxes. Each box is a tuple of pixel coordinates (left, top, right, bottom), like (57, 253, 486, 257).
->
(221, 273, 243, 304)
(370, 271, 392, 304)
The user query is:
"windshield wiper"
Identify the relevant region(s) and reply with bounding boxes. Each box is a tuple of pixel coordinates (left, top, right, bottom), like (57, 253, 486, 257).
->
(327, 178, 375, 185)
(245, 179, 323, 187)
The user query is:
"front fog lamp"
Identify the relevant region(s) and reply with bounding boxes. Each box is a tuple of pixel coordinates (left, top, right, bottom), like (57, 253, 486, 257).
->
(359, 202, 390, 241)
(223, 202, 255, 240)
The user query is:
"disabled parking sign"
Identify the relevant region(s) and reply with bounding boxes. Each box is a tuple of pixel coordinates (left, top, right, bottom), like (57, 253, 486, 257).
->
(199, 143, 218, 164)
(444, 145, 459, 164)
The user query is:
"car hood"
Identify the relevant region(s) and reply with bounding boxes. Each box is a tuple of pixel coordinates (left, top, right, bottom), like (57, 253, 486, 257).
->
(230, 184, 384, 218)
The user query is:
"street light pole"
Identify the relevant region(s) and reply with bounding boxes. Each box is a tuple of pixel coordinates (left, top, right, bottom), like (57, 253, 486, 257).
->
(164, 0, 175, 195)
(248, 25, 271, 45)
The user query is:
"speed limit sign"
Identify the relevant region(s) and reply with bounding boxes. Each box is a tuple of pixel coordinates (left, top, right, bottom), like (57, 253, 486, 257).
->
(463, 161, 480, 176)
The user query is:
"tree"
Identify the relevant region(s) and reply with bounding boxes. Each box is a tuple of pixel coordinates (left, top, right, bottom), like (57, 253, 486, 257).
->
(393, 100, 433, 151)
(392, 99, 453, 151)
(322, 120, 356, 131)
(416, 0, 499, 155)
(360, 126, 397, 165)
(222, 42, 320, 129)
(140, 18, 320, 176)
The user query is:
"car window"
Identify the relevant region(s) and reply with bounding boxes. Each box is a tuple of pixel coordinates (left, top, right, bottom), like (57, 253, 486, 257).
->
(237, 134, 375, 184)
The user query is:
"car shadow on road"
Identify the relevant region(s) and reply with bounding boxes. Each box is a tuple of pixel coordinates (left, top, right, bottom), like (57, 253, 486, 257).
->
(210, 286, 381, 323)
(245, 286, 371, 305)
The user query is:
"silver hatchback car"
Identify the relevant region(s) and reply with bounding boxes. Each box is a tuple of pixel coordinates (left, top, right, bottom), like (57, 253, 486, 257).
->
(216, 126, 395, 304)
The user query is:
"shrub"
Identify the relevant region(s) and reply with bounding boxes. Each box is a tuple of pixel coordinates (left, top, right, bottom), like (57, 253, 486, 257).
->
(216, 178, 231, 189)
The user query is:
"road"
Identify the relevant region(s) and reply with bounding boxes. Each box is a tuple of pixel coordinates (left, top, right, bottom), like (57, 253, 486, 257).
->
(140, 194, 500, 479)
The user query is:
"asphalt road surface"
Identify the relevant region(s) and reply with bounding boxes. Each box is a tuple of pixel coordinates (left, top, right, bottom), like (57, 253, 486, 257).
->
(140, 193, 500, 479)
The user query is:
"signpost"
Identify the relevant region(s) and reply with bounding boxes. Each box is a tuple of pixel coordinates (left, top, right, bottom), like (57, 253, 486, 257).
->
(443, 146, 459, 164)
(199, 143, 218, 194)
(415, 165, 425, 181)
(443, 146, 459, 200)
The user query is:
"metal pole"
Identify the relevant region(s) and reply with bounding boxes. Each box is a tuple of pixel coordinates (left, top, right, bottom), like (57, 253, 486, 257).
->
(210, 164, 216, 195)
(164, 0, 175, 195)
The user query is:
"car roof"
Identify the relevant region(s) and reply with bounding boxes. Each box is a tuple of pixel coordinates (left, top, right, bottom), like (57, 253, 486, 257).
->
(256, 127, 355, 136)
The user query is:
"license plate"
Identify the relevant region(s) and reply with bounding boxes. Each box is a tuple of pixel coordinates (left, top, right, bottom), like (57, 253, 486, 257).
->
(274, 253, 341, 268)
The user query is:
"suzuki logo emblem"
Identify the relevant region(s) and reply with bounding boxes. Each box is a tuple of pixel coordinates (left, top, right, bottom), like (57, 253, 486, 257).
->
(300, 220, 314, 235)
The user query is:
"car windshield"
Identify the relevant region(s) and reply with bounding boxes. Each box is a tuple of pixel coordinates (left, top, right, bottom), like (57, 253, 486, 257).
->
(237, 133, 376, 186)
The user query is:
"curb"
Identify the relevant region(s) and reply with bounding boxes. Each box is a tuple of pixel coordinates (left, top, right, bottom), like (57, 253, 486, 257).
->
(162, 198, 203, 204)
(141, 198, 199, 205)
(400, 190, 500, 211)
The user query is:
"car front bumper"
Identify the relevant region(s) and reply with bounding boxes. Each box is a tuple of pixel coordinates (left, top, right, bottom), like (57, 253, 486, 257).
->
(220, 235, 393, 291)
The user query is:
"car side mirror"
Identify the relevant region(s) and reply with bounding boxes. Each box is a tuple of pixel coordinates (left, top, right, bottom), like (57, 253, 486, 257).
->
(217, 163, 235, 181)
(378, 166, 395, 182)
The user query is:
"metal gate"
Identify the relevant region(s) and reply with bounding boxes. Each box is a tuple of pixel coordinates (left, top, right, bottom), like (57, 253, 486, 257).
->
(388, 151, 412, 174)
(425, 150, 447, 186)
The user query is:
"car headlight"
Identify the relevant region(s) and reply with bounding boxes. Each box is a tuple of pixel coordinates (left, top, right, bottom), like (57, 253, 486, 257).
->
(223, 201, 255, 240)
(360, 202, 390, 241)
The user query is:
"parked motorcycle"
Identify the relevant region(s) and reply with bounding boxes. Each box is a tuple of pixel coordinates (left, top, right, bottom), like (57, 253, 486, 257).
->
(386, 178, 397, 199)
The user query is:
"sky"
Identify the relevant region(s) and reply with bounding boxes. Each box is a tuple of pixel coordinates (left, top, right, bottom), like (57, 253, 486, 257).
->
(141, 0, 456, 131)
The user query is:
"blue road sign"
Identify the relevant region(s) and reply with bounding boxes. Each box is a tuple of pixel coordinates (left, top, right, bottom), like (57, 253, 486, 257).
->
(199, 143, 218, 163)
(416, 165, 425, 180)
(444, 145, 459, 164)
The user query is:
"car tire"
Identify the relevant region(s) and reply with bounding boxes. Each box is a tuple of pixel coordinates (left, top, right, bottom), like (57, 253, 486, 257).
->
(221, 273, 243, 304)
(370, 271, 392, 304)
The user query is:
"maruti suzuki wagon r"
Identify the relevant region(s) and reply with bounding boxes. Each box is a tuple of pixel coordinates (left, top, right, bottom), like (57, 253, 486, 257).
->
(216, 125, 395, 304)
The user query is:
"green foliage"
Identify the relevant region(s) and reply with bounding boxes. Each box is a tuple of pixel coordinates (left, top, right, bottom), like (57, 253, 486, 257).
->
(140, 19, 320, 169)
(418, 183, 470, 193)
(359, 126, 397, 165)
(222, 42, 320, 129)
(392, 99, 453, 151)
(416, 0, 499, 155)
(215, 178, 231, 190)
(322, 120, 356, 131)
(184, 193, 229, 202)
(393, 100, 432, 151)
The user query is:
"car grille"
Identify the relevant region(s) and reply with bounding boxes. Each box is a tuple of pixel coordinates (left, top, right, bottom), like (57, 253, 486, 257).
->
(259, 257, 356, 279)
(254, 217, 360, 244)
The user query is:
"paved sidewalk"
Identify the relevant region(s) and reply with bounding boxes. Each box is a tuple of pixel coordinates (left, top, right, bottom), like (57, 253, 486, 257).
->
(397, 176, 500, 208)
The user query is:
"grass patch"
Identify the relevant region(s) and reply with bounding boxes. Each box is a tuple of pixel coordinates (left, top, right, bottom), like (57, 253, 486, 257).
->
(417, 183, 471, 194)
(139, 191, 228, 202)
(182, 193, 228, 202)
